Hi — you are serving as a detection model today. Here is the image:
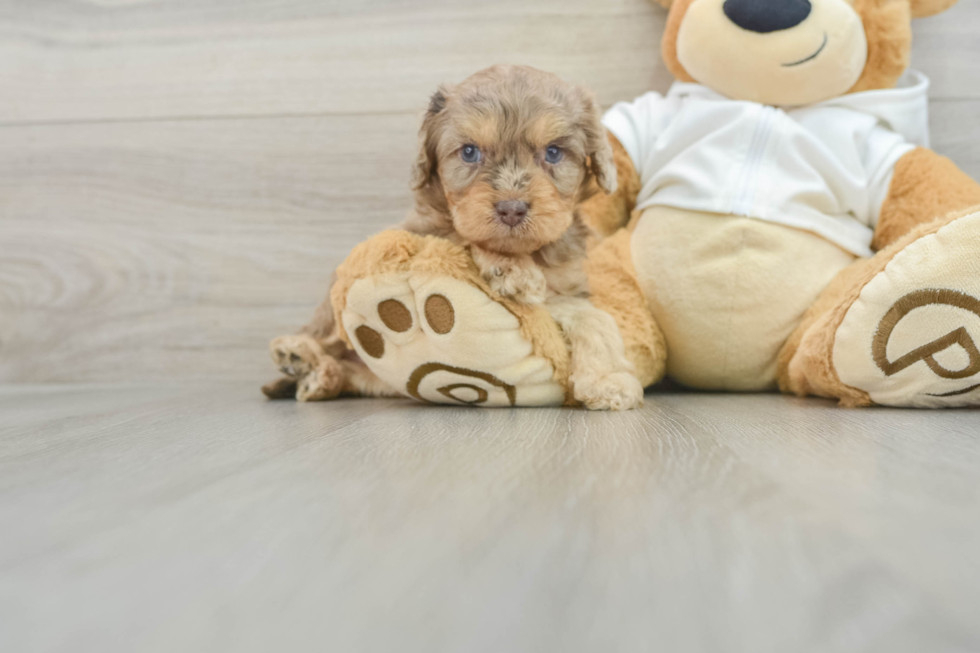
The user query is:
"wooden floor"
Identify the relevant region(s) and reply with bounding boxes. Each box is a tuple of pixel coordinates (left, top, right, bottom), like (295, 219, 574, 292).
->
(1, 384, 979, 652)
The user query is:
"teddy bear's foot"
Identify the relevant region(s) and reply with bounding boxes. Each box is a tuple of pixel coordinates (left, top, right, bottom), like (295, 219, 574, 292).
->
(789, 209, 980, 408)
(340, 272, 566, 407)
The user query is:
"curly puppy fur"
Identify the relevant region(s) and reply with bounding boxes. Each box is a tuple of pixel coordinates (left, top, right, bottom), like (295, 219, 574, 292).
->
(407, 64, 618, 301)
(265, 65, 642, 409)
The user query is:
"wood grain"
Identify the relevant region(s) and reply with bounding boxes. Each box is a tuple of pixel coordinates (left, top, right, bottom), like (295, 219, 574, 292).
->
(2, 383, 979, 652)
(0, 0, 977, 125)
(0, 0, 668, 124)
(0, 114, 419, 382)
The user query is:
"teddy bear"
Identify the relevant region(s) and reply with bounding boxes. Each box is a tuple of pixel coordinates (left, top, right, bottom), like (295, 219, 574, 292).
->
(267, 0, 980, 408)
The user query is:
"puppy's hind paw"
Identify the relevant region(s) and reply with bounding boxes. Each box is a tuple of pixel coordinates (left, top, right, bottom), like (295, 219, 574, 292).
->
(270, 334, 325, 378)
(573, 371, 645, 411)
(296, 357, 347, 402)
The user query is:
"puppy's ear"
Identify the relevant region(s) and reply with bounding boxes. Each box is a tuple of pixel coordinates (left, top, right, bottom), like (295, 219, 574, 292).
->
(578, 89, 618, 195)
(411, 86, 450, 190)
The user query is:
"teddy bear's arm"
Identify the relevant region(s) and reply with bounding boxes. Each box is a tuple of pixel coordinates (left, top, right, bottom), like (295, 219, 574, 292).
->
(579, 132, 642, 237)
(873, 148, 980, 251)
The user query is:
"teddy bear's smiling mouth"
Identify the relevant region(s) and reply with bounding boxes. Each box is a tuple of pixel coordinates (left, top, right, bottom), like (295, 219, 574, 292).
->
(782, 33, 828, 67)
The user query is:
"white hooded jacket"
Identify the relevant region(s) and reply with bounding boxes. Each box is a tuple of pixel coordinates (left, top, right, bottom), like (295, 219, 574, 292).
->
(602, 71, 930, 257)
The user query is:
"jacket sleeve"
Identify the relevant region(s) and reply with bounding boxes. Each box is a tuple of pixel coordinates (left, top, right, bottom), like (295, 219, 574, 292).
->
(582, 92, 675, 237)
(601, 91, 673, 180)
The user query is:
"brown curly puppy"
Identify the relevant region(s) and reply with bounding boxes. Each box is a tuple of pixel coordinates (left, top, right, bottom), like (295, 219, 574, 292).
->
(265, 65, 643, 410)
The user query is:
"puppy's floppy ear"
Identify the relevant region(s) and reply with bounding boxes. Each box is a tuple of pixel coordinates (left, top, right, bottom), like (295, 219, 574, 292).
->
(411, 86, 450, 190)
(909, 0, 958, 18)
(577, 88, 618, 195)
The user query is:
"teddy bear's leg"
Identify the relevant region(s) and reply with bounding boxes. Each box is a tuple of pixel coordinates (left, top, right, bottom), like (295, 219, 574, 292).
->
(779, 206, 980, 407)
(584, 228, 668, 388)
(871, 149, 980, 252)
(328, 231, 572, 407)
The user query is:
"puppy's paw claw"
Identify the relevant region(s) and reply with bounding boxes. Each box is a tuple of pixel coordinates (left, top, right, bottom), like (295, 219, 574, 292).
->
(574, 371, 644, 411)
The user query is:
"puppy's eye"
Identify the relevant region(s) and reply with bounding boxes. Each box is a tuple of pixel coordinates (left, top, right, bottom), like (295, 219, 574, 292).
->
(461, 145, 482, 164)
(545, 145, 563, 164)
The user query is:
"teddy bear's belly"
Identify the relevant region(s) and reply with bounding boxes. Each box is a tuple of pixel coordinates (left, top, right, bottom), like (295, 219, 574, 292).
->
(630, 207, 856, 391)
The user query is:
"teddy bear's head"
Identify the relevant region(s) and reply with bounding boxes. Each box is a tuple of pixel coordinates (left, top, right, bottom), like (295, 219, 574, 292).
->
(652, 0, 958, 106)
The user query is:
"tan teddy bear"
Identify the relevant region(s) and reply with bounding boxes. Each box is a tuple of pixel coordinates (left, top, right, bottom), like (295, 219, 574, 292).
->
(269, 0, 980, 408)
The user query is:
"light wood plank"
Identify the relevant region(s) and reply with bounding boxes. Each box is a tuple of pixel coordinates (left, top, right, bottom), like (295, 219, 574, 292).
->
(0, 0, 977, 125)
(2, 384, 980, 652)
(0, 0, 668, 124)
(0, 113, 419, 382)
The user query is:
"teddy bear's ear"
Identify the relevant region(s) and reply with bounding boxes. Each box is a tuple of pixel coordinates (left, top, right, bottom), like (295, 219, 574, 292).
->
(909, 0, 959, 18)
(649, 0, 674, 7)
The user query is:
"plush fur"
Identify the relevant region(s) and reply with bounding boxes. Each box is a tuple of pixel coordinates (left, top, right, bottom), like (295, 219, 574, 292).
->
(658, 0, 927, 101)
(874, 148, 980, 250)
(632, 0, 980, 406)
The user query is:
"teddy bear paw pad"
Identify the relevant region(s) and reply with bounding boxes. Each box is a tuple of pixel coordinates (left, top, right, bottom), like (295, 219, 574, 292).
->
(341, 274, 565, 407)
(833, 210, 980, 407)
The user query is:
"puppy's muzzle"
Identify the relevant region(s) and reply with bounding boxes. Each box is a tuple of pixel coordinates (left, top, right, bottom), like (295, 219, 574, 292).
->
(495, 200, 529, 228)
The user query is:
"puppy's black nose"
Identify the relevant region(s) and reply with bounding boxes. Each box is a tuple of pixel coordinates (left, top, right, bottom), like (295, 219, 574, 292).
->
(723, 0, 811, 33)
(495, 200, 529, 227)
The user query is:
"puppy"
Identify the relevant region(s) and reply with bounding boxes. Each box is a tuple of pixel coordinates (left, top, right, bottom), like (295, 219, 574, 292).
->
(265, 65, 643, 410)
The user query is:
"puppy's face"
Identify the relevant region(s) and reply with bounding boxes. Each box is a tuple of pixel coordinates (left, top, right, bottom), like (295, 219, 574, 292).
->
(412, 66, 617, 255)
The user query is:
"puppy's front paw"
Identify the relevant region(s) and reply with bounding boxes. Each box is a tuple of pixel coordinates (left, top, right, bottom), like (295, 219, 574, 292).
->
(483, 261, 548, 305)
(573, 371, 644, 411)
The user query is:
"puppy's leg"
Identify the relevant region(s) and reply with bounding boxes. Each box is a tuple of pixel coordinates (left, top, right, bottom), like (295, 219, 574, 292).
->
(265, 270, 355, 401)
(546, 295, 645, 411)
(269, 327, 404, 401)
(294, 351, 401, 401)
(472, 246, 548, 305)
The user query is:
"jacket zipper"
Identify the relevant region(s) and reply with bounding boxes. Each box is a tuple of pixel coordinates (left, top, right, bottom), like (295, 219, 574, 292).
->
(732, 105, 777, 216)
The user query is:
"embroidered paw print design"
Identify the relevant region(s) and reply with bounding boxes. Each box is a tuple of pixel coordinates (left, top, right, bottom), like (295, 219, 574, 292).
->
(873, 289, 980, 398)
(341, 273, 564, 407)
(834, 210, 980, 407)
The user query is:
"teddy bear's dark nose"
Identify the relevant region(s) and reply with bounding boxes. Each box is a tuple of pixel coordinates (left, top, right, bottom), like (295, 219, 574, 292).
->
(723, 0, 812, 33)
